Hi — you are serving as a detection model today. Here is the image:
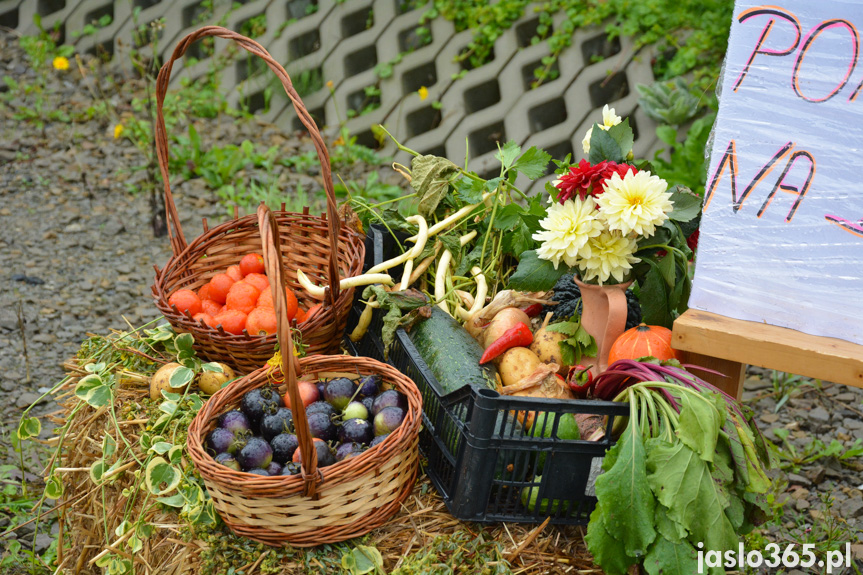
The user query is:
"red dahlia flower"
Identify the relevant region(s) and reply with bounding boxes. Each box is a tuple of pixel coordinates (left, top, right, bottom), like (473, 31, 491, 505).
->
(554, 159, 637, 203)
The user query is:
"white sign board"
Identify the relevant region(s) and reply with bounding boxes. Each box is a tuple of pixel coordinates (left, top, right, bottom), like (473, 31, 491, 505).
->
(690, 0, 863, 346)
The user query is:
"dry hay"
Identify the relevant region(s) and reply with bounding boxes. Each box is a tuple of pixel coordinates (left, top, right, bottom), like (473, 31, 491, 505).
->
(53, 356, 601, 575)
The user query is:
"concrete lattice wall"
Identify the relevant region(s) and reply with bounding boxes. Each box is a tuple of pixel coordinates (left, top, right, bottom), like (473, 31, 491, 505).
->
(0, 0, 660, 193)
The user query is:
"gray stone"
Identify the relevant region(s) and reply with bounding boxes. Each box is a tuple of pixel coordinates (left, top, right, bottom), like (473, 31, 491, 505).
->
(805, 466, 826, 485)
(841, 498, 863, 518)
(844, 418, 863, 430)
(834, 392, 860, 403)
(16, 391, 42, 409)
(795, 498, 811, 511)
(63, 223, 84, 233)
(809, 406, 831, 422)
(33, 533, 54, 553)
(788, 473, 812, 487)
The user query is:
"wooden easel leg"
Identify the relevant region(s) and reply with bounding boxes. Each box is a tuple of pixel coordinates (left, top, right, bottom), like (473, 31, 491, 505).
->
(678, 351, 746, 401)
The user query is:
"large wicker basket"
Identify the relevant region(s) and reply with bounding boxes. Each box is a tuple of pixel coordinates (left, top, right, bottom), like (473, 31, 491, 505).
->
(151, 27, 364, 373)
(186, 204, 421, 546)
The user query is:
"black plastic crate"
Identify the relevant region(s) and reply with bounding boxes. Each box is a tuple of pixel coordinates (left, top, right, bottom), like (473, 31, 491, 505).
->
(346, 225, 629, 524)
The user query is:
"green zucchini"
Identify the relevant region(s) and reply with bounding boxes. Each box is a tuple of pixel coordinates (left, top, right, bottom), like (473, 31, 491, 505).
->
(407, 307, 497, 395)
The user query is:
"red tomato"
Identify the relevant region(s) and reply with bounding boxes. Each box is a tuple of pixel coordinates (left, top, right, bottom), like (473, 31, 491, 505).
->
(284, 380, 319, 409)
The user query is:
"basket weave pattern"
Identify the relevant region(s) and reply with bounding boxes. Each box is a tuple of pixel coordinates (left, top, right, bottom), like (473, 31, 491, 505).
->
(186, 205, 421, 546)
(151, 26, 364, 373)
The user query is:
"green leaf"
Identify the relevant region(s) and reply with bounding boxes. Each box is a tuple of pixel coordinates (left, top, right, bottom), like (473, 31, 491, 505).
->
(341, 545, 384, 575)
(508, 250, 574, 291)
(584, 506, 637, 575)
(638, 266, 670, 327)
(102, 434, 117, 459)
(174, 332, 194, 353)
(156, 493, 186, 508)
(643, 536, 699, 575)
(160, 391, 181, 402)
(483, 176, 502, 194)
(410, 154, 459, 218)
(75, 373, 113, 408)
(595, 418, 657, 557)
(169, 366, 194, 389)
(145, 457, 182, 496)
(512, 146, 552, 179)
(17, 417, 41, 440)
(501, 221, 534, 258)
(589, 125, 623, 163)
(546, 321, 580, 337)
(149, 442, 173, 455)
(453, 177, 484, 204)
(645, 440, 738, 553)
(606, 118, 634, 159)
(668, 185, 702, 223)
(495, 140, 521, 170)
(656, 124, 678, 147)
(159, 401, 178, 417)
(657, 254, 675, 287)
(653, 502, 687, 542)
(492, 203, 525, 230)
(201, 362, 223, 373)
(90, 460, 106, 484)
(168, 445, 184, 465)
(676, 391, 721, 462)
(45, 473, 63, 499)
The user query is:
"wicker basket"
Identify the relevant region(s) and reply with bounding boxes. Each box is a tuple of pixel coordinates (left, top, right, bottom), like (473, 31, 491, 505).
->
(186, 204, 421, 546)
(151, 26, 364, 373)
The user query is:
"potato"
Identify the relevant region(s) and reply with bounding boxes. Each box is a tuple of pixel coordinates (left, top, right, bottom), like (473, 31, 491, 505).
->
(197, 363, 236, 395)
(495, 347, 542, 388)
(482, 307, 530, 349)
(149, 362, 184, 400)
(530, 327, 569, 374)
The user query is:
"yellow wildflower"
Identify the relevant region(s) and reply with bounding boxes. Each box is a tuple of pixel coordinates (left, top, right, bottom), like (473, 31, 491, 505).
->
(418, 86, 429, 101)
(52, 56, 70, 71)
(113, 124, 125, 139)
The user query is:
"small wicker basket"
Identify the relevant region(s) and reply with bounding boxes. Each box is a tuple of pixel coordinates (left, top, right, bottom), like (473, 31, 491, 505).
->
(151, 27, 364, 373)
(186, 204, 421, 546)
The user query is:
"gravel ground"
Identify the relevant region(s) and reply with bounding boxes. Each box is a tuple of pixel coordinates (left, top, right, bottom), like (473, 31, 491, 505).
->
(1, 30, 862, 569)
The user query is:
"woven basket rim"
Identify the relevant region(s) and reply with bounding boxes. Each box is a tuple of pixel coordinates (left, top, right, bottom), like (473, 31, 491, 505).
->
(152, 210, 364, 345)
(187, 354, 423, 495)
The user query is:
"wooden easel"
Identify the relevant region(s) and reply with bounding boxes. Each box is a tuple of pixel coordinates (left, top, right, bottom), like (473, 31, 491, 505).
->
(671, 309, 863, 400)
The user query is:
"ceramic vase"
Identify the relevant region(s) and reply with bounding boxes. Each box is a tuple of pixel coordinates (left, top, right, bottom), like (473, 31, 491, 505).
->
(574, 277, 633, 375)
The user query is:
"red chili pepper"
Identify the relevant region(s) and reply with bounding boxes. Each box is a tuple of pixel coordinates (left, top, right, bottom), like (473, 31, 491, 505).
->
(479, 322, 533, 364)
(521, 303, 544, 317)
(568, 365, 594, 398)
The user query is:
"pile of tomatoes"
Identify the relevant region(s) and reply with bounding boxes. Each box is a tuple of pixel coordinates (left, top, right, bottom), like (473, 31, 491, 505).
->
(167, 253, 320, 336)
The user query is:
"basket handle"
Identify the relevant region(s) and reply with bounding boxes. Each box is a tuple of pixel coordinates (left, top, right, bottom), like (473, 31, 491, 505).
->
(155, 26, 342, 304)
(258, 203, 323, 497)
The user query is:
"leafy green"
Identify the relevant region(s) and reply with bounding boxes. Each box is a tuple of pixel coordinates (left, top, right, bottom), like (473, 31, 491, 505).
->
(453, 176, 484, 204)
(646, 440, 738, 552)
(545, 317, 596, 366)
(362, 285, 429, 358)
(586, 381, 773, 575)
(507, 250, 574, 291)
(584, 508, 636, 575)
(410, 154, 459, 217)
(495, 140, 521, 171)
(589, 125, 624, 164)
(668, 185, 702, 222)
(643, 536, 698, 575)
(492, 203, 525, 230)
(512, 146, 552, 179)
(593, 404, 657, 557)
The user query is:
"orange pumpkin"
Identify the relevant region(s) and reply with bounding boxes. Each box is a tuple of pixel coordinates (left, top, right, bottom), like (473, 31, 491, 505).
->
(607, 323, 681, 365)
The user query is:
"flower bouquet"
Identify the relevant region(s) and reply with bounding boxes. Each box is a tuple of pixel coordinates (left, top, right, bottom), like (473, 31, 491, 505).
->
(510, 105, 702, 329)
